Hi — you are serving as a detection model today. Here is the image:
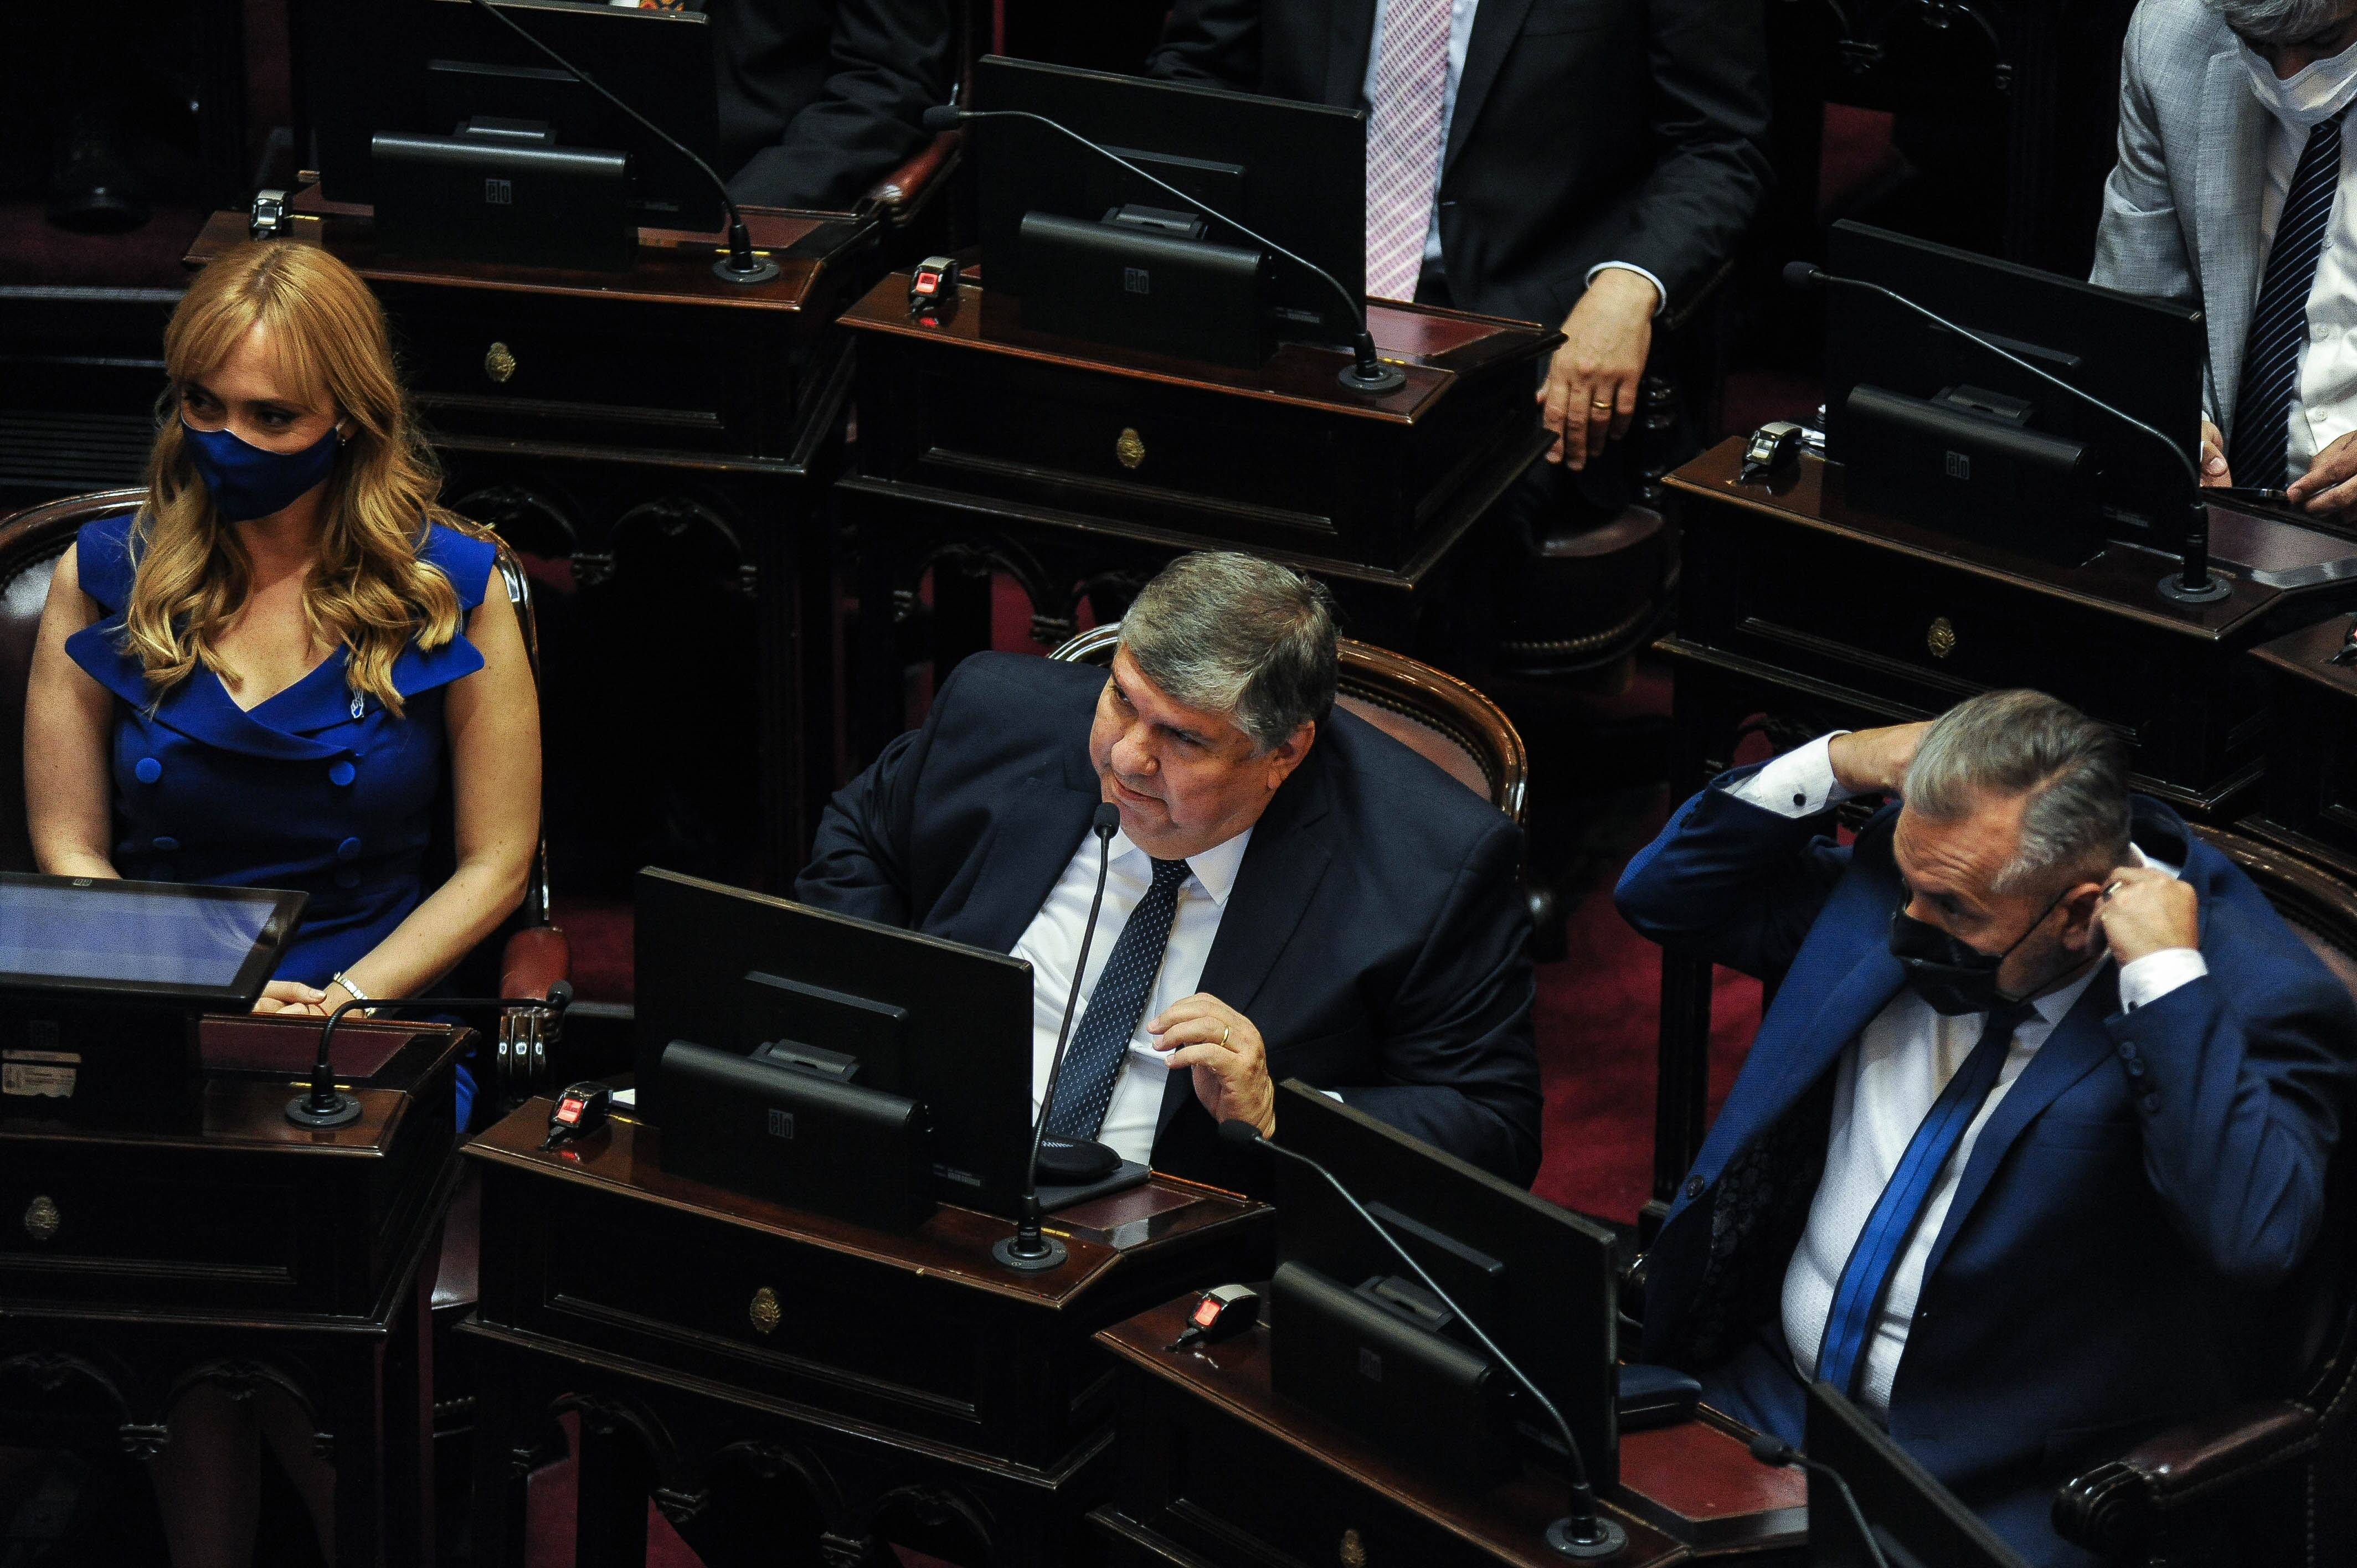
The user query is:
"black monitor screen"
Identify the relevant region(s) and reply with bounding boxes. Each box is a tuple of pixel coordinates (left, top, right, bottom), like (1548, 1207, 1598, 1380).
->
(0, 875, 303, 1004)
(1804, 1381, 2030, 1568)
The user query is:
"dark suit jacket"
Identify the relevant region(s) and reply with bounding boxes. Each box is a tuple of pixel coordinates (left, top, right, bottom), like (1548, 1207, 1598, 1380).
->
(1144, 0, 1771, 324)
(796, 653, 1543, 1190)
(715, 0, 953, 210)
(1615, 776, 2355, 1565)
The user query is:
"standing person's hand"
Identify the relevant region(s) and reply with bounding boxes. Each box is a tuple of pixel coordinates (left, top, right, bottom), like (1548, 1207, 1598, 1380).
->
(1536, 269, 1659, 471)
(2288, 430, 2357, 515)
(2200, 419, 2231, 487)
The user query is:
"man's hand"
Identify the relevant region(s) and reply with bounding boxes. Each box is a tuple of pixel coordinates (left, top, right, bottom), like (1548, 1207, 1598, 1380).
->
(2201, 419, 2231, 488)
(253, 980, 328, 1015)
(1828, 722, 1929, 797)
(1149, 993, 1274, 1136)
(1537, 269, 1659, 471)
(2289, 430, 2357, 515)
(2093, 866, 2200, 966)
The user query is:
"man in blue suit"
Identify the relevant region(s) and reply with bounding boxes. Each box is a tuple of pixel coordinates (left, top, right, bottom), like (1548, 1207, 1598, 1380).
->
(1617, 690, 2354, 1565)
(798, 551, 1541, 1192)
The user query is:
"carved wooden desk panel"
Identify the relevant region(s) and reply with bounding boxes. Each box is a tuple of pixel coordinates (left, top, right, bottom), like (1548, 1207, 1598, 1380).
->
(189, 201, 878, 884)
(2248, 612, 2357, 879)
(460, 1101, 1270, 1567)
(0, 1015, 466, 1566)
(1088, 1297, 1787, 1568)
(1648, 439, 2357, 1215)
(836, 276, 1560, 757)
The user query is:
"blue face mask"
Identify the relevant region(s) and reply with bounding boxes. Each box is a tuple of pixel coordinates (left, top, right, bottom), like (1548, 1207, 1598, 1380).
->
(179, 420, 342, 523)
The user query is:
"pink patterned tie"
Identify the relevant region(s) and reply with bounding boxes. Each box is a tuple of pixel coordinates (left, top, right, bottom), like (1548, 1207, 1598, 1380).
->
(1365, 0, 1452, 302)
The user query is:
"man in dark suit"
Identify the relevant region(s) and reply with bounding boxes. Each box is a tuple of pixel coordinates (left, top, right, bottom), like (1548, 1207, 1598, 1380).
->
(714, 0, 954, 210)
(1616, 691, 2354, 1565)
(1145, 0, 1769, 478)
(797, 552, 1542, 1190)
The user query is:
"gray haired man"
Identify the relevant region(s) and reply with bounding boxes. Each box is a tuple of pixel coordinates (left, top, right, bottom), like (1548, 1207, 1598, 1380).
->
(797, 551, 1542, 1189)
(2094, 0, 2357, 513)
(1616, 689, 2354, 1564)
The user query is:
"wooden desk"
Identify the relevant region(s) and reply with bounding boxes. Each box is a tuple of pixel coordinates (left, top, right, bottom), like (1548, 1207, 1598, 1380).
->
(189, 198, 882, 886)
(834, 276, 1560, 755)
(460, 1100, 1270, 1567)
(2247, 612, 2357, 880)
(1644, 440, 2357, 1215)
(1089, 1296, 1805, 1567)
(0, 1013, 467, 1566)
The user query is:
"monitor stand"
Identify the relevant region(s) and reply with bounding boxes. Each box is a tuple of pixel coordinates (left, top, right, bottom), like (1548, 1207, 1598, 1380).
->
(1039, 1159, 1151, 1212)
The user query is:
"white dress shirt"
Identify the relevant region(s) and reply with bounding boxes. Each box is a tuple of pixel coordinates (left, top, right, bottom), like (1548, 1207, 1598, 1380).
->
(1726, 735, 2205, 1413)
(1011, 825, 1252, 1167)
(1358, 0, 1665, 313)
(2255, 108, 2357, 478)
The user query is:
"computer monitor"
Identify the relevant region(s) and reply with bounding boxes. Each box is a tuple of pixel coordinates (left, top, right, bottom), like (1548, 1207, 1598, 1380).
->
(632, 868, 1038, 1217)
(1266, 1082, 1621, 1490)
(299, 0, 723, 231)
(1804, 1381, 2031, 1568)
(971, 56, 1367, 363)
(1822, 220, 2206, 567)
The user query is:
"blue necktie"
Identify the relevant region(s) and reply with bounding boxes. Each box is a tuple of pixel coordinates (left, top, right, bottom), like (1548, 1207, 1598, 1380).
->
(2230, 111, 2345, 488)
(1812, 1002, 2036, 1398)
(1045, 856, 1192, 1141)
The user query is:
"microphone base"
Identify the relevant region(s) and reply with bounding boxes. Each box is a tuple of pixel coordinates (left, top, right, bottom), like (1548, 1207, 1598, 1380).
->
(1337, 360, 1407, 395)
(991, 1233, 1068, 1272)
(285, 1090, 363, 1129)
(713, 254, 783, 286)
(2157, 570, 2231, 605)
(1543, 1515, 1628, 1560)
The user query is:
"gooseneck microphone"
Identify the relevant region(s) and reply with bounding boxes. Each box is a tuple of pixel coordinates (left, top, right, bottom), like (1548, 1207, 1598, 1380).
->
(922, 104, 1409, 396)
(1745, 1433, 1894, 1568)
(286, 982, 574, 1128)
(461, 0, 781, 285)
(994, 802, 1124, 1272)
(1219, 1118, 1628, 1559)
(1783, 260, 2227, 607)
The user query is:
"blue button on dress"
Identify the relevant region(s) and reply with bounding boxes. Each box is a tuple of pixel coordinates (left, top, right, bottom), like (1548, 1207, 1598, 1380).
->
(65, 512, 499, 1121)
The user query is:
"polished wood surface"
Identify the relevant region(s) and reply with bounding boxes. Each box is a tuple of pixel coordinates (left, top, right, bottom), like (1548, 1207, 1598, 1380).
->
(0, 1015, 466, 1565)
(462, 1100, 1271, 1566)
(1645, 439, 2357, 1213)
(1090, 1296, 1695, 1567)
(1617, 1417, 1807, 1553)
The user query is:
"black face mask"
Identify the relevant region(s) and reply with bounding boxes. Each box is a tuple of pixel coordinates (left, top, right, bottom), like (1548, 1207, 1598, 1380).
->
(1887, 884, 2073, 1016)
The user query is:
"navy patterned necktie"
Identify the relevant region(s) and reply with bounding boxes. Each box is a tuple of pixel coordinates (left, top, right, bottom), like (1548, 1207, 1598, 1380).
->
(1812, 1002, 2036, 1398)
(1044, 857, 1193, 1141)
(2231, 111, 2346, 488)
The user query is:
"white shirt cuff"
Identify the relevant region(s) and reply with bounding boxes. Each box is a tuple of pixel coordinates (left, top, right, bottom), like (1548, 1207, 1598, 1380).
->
(2119, 948, 2207, 1010)
(1723, 733, 1860, 818)
(1585, 261, 1668, 317)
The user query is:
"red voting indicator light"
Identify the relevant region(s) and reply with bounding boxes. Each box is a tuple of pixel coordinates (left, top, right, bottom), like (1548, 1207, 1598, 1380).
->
(557, 1097, 584, 1125)
(1193, 1298, 1221, 1328)
(914, 269, 943, 296)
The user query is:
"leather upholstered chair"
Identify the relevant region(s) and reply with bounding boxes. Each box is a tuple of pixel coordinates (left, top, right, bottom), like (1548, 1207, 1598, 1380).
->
(0, 488, 572, 1101)
(1046, 622, 1528, 824)
(2052, 826, 2357, 1566)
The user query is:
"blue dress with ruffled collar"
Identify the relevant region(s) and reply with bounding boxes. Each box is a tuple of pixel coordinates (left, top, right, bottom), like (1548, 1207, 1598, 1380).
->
(64, 513, 496, 1115)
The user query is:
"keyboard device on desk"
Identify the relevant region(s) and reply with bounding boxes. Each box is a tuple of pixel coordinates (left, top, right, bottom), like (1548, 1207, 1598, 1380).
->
(634, 868, 1151, 1229)
(0, 873, 305, 1123)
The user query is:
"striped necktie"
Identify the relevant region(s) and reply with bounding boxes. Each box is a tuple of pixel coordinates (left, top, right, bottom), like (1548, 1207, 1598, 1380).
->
(1364, 0, 1452, 301)
(1044, 857, 1192, 1142)
(2230, 111, 2346, 488)
(1812, 1002, 2036, 1398)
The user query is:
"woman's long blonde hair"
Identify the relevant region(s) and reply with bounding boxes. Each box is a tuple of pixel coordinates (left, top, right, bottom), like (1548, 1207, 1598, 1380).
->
(124, 240, 466, 718)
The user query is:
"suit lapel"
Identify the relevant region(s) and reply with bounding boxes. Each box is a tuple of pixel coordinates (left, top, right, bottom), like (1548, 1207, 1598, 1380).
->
(1919, 967, 2121, 1283)
(930, 767, 1100, 957)
(1326, 0, 1378, 107)
(1155, 756, 1340, 1143)
(1447, 0, 1537, 174)
(2194, 42, 2268, 435)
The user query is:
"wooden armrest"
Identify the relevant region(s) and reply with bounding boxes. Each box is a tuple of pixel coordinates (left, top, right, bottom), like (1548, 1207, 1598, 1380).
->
(500, 924, 571, 1002)
(861, 131, 962, 218)
(2052, 1401, 2319, 1552)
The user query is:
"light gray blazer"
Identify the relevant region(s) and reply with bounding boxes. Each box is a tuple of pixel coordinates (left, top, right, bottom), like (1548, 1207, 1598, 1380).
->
(2091, 0, 2272, 439)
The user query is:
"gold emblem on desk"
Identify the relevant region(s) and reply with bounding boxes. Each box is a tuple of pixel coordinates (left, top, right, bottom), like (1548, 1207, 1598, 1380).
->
(1926, 616, 1958, 659)
(22, 1197, 59, 1243)
(748, 1286, 783, 1335)
(1115, 427, 1146, 470)
(1338, 1527, 1366, 1566)
(483, 342, 518, 385)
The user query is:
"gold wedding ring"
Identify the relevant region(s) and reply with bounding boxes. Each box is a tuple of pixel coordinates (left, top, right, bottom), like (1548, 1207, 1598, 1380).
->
(1219, 1024, 1233, 1049)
